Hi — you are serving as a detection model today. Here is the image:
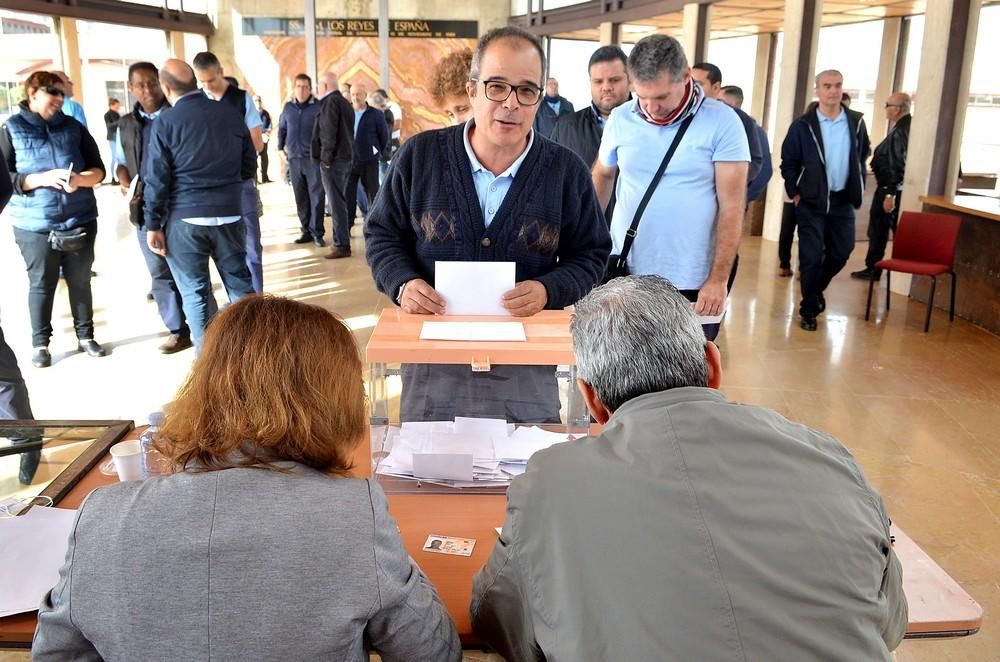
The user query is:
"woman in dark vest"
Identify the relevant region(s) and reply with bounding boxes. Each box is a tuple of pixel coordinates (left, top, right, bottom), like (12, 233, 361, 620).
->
(0, 71, 107, 368)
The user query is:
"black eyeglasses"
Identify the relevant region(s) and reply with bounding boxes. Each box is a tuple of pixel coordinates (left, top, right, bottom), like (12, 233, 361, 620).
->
(884, 103, 902, 108)
(471, 78, 543, 106)
(42, 86, 65, 97)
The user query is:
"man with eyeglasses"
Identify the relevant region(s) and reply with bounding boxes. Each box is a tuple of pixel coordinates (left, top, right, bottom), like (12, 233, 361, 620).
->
(365, 26, 610, 423)
(851, 93, 911, 282)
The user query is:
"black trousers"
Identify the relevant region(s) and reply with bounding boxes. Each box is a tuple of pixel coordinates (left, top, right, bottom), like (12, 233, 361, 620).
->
(778, 202, 797, 269)
(288, 157, 326, 240)
(321, 160, 353, 250)
(13, 222, 97, 347)
(864, 189, 900, 270)
(258, 149, 270, 182)
(796, 200, 856, 317)
(678, 255, 740, 342)
(347, 160, 380, 227)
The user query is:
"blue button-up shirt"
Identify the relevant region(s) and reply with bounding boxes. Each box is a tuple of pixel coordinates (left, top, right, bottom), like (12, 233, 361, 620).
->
(817, 107, 850, 192)
(354, 109, 364, 137)
(462, 119, 534, 228)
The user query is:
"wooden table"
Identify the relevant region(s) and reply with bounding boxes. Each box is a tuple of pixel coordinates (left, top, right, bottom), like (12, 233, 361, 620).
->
(0, 449, 983, 648)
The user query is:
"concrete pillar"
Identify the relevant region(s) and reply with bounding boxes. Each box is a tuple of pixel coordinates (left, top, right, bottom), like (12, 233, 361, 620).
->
(870, 18, 902, 149)
(378, 0, 390, 90)
(761, 0, 823, 241)
(167, 31, 186, 61)
(681, 3, 712, 64)
(598, 21, 620, 46)
(895, 0, 981, 295)
(54, 17, 85, 107)
(750, 32, 776, 123)
(304, 0, 318, 92)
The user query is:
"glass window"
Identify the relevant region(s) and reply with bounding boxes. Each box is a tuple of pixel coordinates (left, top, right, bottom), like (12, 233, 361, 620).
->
(961, 5, 1000, 173)
(0, 10, 59, 123)
(547, 38, 602, 110)
(815, 20, 884, 124)
(707, 35, 759, 114)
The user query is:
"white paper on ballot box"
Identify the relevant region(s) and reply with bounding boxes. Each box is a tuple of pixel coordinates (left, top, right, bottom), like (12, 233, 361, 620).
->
(435, 261, 515, 316)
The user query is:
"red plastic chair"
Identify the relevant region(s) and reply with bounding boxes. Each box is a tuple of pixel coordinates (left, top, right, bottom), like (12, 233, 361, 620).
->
(864, 211, 962, 332)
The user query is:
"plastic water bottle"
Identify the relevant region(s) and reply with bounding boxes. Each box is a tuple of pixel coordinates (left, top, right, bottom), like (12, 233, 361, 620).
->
(139, 411, 166, 477)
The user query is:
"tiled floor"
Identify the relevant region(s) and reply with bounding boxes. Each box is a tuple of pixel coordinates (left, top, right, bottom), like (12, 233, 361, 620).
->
(1, 182, 996, 661)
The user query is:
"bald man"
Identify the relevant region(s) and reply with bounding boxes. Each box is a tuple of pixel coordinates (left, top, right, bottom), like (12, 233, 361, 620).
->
(316, 71, 338, 99)
(852, 92, 912, 281)
(142, 59, 256, 350)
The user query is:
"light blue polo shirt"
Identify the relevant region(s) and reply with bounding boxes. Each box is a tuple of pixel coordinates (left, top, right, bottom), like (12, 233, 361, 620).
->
(598, 97, 749, 290)
(463, 119, 535, 228)
(817, 107, 850, 192)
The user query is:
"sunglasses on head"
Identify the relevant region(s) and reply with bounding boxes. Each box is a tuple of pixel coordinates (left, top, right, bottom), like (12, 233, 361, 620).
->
(42, 86, 65, 97)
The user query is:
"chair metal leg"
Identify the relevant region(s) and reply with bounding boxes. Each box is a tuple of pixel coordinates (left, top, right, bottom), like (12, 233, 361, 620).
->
(949, 272, 957, 321)
(924, 276, 937, 332)
(865, 277, 875, 321)
(885, 271, 891, 311)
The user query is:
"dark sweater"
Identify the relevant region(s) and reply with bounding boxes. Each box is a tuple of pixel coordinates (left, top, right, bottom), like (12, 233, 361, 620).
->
(277, 96, 321, 159)
(364, 124, 611, 309)
(143, 91, 255, 230)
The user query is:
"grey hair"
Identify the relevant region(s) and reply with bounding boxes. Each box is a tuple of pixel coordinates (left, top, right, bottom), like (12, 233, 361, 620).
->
(570, 275, 709, 412)
(469, 26, 546, 86)
(627, 34, 688, 83)
(814, 69, 843, 86)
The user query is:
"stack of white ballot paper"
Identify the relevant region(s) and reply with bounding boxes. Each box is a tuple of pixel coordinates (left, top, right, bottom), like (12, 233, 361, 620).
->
(376, 417, 582, 487)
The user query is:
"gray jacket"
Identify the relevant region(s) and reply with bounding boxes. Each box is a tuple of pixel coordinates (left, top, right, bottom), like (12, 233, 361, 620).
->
(471, 387, 907, 661)
(33, 464, 461, 662)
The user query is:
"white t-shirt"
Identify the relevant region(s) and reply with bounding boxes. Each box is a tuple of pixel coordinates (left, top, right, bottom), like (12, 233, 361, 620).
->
(598, 97, 749, 290)
(387, 101, 402, 140)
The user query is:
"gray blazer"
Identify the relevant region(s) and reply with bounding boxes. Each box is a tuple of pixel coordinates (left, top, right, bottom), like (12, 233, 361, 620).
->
(33, 464, 461, 661)
(472, 387, 907, 661)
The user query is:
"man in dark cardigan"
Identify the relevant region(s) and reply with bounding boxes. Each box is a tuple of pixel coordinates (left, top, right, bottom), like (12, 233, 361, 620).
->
(365, 26, 611, 423)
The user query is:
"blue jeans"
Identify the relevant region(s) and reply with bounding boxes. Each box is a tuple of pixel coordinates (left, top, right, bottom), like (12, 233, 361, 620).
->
(288, 157, 326, 240)
(320, 160, 352, 250)
(107, 140, 118, 180)
(164, 220, 255, 349)
(137, 229, 188, 336)
(796, 200, 856, 317)
(240, 179, 263, 293)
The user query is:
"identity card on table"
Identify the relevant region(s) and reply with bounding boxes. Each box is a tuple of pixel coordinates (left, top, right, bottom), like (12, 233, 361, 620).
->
(423, 534, 476, 556)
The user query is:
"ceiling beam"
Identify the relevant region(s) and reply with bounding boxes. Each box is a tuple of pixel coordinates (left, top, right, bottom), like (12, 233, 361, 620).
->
(0, 0, 214, 36)
(510, 0, 718, 37)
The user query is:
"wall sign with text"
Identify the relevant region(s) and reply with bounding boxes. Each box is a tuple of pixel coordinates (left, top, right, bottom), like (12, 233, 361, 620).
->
(242, 18, 478, 39)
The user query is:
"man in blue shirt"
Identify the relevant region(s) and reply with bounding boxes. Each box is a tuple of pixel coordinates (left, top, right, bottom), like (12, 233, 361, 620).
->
(52, 71, 87, 127)
(278, 74, 326, 247)
(780, 70, 870, 331)
(192, 52, 266, 293)
(593, 35, 750, 342)
(115, 61, 191, 355)
(532, 77, 574, 138)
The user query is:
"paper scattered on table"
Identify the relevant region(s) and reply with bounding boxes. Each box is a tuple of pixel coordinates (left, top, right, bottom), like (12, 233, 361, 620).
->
(693, 300, 727, 325)
(419, 321, 526, 342)
(435, 261, 515, 316)
(0, 500, 77, 617)
(412, 453, 474, 481)
(423, 534, 476, 556)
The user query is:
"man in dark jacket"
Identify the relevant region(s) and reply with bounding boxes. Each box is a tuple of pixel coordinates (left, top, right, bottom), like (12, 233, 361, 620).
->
(115, 62, 190, 354)
(691, 63, 763, 186)
(532, 77, 574, 138)
(780, 69, 870, 331)
(331, 83, 388, 259)
(103, 98, 121, 184)
(143, 59, 256, 351)
(366, 27, 610, 422)
(278, 74, 326, 247)
(852, 93, 911, 281)
(311, 70, 355, 259)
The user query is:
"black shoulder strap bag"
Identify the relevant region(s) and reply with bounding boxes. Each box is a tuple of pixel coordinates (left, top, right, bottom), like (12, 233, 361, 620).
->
(603, 113, 694, 284)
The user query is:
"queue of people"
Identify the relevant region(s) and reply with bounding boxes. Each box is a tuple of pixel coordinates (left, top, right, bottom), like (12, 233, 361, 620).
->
(3, 24, 917, 661)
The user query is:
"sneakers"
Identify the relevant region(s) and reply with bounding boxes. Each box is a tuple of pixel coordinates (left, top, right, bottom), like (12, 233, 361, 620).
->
(313, 237, 327, 248)
(78, 339, 107, 357)
(159, 334, 193, 354)
(32, 347, 51, 368)
(850, 268, 881, 281)
(800, 315, 818, 331)
(293, 234, 312, 244)
(325, 248, 352, 259)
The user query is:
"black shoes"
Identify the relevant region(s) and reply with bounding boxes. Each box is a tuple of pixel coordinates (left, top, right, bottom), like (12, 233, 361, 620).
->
(293, 234, 312, 244)
(159, 334, 193, 354)
(325, 248, 352, 259)
(32, 347, 51, 368)
(314, 237, 327, 248)
(78, 340, 107, 357)
(800, 315, 818, 331)
(817, 294, 826, 314)
(850, 268, 881, 281)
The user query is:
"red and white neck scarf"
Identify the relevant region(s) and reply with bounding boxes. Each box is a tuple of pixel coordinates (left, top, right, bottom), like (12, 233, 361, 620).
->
(635, 76, 704, 127)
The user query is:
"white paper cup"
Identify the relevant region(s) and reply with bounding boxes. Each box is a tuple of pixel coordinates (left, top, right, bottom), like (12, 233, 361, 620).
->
(110, 440, 143, 481)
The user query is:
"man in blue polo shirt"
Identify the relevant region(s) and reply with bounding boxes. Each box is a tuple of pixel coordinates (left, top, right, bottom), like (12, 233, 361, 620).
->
(780, 70, 870, 331)
(592, 34, 749, 341)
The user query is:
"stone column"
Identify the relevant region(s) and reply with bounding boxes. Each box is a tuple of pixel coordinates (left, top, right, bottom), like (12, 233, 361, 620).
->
(167, 31, 187, 61)
(870, 17, 903, 149)
(54, 17, 84, 107)
(761, 0, 823, 241)
(750, 32, 776, 123)
(305, 0, 318, 91)
(681, 2, 712, 64)
(598, 21, 620, 46)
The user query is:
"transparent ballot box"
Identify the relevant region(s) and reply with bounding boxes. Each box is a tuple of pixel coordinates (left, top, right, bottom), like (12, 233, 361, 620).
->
(364, 309, 589, 493)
